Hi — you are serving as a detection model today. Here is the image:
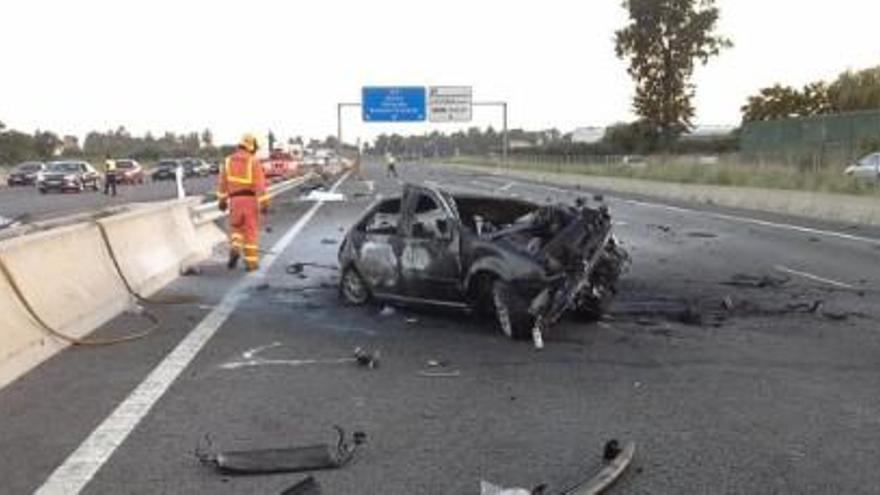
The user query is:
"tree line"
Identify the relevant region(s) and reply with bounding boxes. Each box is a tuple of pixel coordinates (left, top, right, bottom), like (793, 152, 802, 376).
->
(741, 66, 880, 123)
(0, 121, 229, 166)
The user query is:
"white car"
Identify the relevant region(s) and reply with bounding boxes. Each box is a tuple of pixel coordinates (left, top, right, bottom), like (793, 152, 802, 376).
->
(845, 152, 880, 181)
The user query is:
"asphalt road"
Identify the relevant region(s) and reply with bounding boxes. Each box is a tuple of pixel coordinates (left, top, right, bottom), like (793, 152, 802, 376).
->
(0, 176, 217, 224)
(1, 162, 879, 494)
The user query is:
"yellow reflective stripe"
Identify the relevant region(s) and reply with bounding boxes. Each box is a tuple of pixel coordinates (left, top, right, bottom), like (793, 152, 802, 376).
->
(258, 194, 270, 203)
(243, 244, 258, 249)
(230, 233, 244, 239)
(226, 156, 254, 185)
(217, 191, 228, 198)
(244, 256, 259, 262)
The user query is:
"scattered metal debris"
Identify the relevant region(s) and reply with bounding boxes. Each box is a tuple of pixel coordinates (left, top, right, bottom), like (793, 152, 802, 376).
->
(686, 231, 718, 239)
(321, 238, 339, 245)
(287, 262, 340, 275)
(353, 347, 380, 369)
(418, 370, 461, 378)
(480, 440, 635, 495)
(722, 273, 790, 289)
(279, 475, 322, 495)
(196, 427, 366, 475)
(303, 190, 346, 202)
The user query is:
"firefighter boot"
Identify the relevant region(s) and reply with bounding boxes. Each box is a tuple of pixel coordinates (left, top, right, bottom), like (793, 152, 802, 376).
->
(227, 251, 240, 270)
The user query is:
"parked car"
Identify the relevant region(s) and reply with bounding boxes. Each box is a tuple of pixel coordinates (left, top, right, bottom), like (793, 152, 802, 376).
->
(6, 161, 46, 186)
(844, 152, 880, 181)
(181, 158, 211, 177)
(151, 159, 182, 181)
(208, 160, 220, 175)
(114, 159, 146, 184)
(37, 161, 101, 193)
(338, 183, 628, 344)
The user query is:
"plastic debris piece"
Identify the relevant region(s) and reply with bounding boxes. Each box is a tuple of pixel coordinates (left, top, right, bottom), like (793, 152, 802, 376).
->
(280, 475, 321, 495)
(196, 427, 366, 476)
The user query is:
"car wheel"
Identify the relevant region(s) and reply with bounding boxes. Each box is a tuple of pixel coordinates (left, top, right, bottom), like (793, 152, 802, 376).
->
(492, 280, 533, 340)
(340, 266, 370, 305)
(38, 188, 47, 194)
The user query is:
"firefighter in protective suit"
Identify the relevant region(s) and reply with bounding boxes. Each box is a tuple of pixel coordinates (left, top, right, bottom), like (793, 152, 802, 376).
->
(217, 134, 269, 271)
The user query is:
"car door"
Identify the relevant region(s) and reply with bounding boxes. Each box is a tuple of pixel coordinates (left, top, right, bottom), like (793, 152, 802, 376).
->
(354, 198, 405, 297)
(399, 188, 463, 303)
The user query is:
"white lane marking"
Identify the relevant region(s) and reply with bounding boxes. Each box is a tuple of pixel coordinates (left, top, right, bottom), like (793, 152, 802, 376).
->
(623, 198, 880, 246)
(774, 265, 858, 290)
(470, 180, 500, 190)
(219, 342, 354, 370)
(35, 173, 351, 495)
(498, 182, 514, 192)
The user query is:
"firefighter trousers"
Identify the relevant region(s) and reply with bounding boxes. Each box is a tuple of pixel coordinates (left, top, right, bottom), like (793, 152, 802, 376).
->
(228, 196, 261, 270)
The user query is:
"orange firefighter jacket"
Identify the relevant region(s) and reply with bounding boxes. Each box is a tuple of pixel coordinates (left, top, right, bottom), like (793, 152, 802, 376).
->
(217, 150, 269, 205)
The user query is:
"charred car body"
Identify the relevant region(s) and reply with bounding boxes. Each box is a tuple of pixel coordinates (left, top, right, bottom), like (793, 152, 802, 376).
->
(338, 184, 628, 346)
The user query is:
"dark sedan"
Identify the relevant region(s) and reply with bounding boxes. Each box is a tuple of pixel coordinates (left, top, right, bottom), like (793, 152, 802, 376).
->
(338, 183, 627, 346)
(6, 162, 46, 186)
(151, 160, 182, 181)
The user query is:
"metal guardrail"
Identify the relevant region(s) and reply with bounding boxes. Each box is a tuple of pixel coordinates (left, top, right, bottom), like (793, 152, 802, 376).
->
(191, 173, 316, 225)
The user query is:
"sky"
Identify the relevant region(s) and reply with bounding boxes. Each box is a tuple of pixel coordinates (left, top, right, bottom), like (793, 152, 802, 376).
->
(0, 0, 878, 146)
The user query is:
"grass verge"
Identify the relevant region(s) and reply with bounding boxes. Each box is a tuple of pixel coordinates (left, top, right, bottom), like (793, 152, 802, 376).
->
(450, 156, 880, 197)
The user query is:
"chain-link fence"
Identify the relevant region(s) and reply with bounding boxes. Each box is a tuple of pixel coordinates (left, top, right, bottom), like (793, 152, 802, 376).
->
(741, 109, 880, 169)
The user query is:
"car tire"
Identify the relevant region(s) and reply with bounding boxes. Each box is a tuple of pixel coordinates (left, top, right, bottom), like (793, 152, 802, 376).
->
(340, 266, 370, 306)
(38, 188, 47, 194)
(492, 280, 533, 340)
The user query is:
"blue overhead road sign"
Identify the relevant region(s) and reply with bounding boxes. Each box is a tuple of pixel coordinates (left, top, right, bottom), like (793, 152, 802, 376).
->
(362, 86, 426, 122)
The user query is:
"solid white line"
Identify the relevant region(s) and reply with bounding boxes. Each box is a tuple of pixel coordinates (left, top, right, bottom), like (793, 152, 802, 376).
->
(774, 265, 858, 290)
(617, 198, 880, 247)
(35, 173, 351, 495)
(498, 182, 514, 192)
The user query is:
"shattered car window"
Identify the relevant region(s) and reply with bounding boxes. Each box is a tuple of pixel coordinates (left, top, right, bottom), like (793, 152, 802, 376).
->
(411, 194, 448, 239)
(363, 199, 401, 235)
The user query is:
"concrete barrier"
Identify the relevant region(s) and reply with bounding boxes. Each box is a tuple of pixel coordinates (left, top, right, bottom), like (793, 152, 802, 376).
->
(98, 200, 204, 297)
(0, 174, 311, 390)
(0, 222, 131, 388)
(0, 270, 58, 389)
(455, 165, 880, 227)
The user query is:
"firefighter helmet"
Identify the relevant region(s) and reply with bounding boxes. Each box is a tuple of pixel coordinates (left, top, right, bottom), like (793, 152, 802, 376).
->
(239, 133, 259, 153)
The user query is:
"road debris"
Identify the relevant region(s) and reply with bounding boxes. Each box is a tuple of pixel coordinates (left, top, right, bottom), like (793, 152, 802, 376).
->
(279, 475, 321, 495)
(353, 347, 380, 369)
(196, 427, 366, 475)
(287, 262, 339, 275)
(406, 317, 419, 324)
(722, 273, 789, 289)
(379, 305, 396, 317)
(480, 481, 539, 495)
(418, 370, 461, 378)
(303, 190, 346, 202)
(479, 439, 635, 495)
(321, 238, 339, 245)
(686, 231, 718, 239)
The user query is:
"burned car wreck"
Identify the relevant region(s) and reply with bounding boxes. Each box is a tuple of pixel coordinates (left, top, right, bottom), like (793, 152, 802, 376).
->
(338, 183, 628, 347)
